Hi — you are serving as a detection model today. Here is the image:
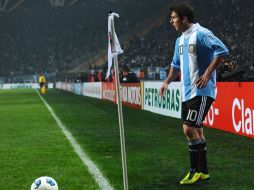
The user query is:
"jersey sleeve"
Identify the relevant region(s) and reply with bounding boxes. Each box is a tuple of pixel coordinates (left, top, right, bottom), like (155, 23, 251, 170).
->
(200, 29, 229, 57)
(171, 38, 180, 69)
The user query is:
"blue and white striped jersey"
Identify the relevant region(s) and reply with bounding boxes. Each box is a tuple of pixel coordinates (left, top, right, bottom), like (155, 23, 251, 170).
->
(171, 23, 229, 102)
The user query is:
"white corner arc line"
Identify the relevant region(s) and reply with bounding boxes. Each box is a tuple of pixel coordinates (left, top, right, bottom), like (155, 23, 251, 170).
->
(36, 90, 114, 190)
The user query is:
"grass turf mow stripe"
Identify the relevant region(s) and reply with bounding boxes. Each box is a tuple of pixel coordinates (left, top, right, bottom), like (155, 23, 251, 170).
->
(36, 90, 114, 190)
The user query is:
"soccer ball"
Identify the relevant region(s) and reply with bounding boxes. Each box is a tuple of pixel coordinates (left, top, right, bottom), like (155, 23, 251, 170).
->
(31, 176, 58, 190)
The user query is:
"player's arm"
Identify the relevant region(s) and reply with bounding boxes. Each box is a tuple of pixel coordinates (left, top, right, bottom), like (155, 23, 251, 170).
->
(196, 30, 229, 88)
(160, 38, 181, 96)
(160, 67, 180, 96)
(196, 56, 224, 88)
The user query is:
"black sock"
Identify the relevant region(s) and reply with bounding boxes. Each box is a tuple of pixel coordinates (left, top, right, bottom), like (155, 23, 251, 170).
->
(200, 139, 208, 174)
(188, 139, 201, 173)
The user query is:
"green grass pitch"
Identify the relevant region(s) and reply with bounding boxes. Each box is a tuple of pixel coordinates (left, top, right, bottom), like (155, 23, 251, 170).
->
(0, 89, 253, 190)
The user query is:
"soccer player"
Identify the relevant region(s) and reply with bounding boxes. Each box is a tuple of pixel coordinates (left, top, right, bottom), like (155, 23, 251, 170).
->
(38, 73, 46, 94)
(160, 3, 229, 185)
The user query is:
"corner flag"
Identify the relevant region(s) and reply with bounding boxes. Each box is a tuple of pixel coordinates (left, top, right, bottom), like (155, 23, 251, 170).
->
(106, 12, 123, 79)
(106, 12, 128, 190)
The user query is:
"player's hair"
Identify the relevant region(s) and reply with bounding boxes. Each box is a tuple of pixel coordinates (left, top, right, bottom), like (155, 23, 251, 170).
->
(170, 2, 195, 23)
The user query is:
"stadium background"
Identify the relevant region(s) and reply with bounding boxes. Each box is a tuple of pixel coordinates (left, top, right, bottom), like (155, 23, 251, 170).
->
(0, 0, 253, 82)
(0, 0, 254, 189)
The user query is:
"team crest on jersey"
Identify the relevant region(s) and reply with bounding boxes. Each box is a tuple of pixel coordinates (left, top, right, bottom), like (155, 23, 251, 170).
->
(188, 44, 196, 54)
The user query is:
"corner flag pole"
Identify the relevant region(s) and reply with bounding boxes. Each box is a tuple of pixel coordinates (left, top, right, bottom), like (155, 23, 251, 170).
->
(109, 12, 128, 190)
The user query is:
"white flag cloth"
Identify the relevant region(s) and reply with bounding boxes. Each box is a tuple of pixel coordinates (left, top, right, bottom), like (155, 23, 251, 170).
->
(106, 12, 123, 79)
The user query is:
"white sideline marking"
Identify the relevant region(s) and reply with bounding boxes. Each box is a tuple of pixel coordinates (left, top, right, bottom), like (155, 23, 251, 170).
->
(36, 90, 114, 190)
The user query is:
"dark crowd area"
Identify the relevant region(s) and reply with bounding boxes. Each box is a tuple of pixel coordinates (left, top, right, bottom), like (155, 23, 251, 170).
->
(0, 0, 253, 83)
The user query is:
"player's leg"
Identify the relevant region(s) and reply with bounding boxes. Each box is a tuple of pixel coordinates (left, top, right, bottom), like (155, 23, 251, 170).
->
(196, 97, 214, 180)
(183, 124, 201, 174)
(180, 97, 202, 185)
(39, 83, 43, 94)
(180, 124, 201, 185)
(197, 128, 209, 179)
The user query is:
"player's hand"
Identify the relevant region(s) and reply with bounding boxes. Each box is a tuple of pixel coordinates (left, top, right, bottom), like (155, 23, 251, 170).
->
(196, 73, 210, 88)
(160, 82, 168, 96)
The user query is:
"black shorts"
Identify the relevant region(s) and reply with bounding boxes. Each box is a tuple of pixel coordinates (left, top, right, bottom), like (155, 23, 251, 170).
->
(39, 82, 44, 88)
(182, 96, 214, 128)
